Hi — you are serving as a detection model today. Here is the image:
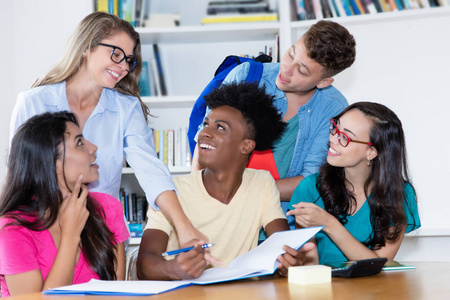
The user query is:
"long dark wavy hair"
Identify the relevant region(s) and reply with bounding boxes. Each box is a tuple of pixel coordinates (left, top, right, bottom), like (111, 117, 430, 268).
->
(0, 111, 117, 280)
(316, 102, 418, 250)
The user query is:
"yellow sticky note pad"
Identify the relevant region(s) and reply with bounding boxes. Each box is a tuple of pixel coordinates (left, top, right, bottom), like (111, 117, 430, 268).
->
(288, 265, 332, 285)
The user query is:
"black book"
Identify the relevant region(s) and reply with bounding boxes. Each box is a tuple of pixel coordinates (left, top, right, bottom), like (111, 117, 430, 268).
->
(304, 0, 316, 20)
(320, 0, 333, 18)
(153, 44, 167, 96)
(371, 0, 383, 12)
(207, 1, 270, 14)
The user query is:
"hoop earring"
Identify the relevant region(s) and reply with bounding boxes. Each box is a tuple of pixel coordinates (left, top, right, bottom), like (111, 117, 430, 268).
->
(367, 159, 371, 166)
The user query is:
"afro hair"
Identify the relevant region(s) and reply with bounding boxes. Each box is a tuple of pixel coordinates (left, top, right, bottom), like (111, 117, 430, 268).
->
(204, 82, 286, 151)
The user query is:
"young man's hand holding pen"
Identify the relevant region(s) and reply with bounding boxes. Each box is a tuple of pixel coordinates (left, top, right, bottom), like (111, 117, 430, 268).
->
(162, 243, 214, 257)
(164, 240, 222, 279)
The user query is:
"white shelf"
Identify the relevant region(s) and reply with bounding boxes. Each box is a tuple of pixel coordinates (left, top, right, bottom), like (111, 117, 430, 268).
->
(406, 227, 450, 238)
(129, 237, 142, 246)
(128, 228, 450, 247)
(143, 95, 197, 108)
(136, 22, 281, 44)
(290, 6, 450, 30)
(122, 167, 133, 175)
(287, 6, 450, 49)
(169, 166, 192, 174)
(122, 166, 191, 175)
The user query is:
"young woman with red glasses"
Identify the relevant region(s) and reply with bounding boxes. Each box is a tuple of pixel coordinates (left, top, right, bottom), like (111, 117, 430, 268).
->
(287, 102, 420, 265)
(10, 12, 206, 247)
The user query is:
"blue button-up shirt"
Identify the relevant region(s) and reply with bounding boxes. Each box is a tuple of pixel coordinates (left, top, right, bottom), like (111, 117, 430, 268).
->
(199, 62, 349, 179)
(10, 82, 175, 208)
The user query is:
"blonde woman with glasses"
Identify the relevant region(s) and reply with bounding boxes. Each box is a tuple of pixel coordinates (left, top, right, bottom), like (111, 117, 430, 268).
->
(10, 12, 206, 247)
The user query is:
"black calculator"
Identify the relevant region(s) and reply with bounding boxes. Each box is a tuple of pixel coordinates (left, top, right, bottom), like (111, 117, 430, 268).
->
(328, 257, 388, 278)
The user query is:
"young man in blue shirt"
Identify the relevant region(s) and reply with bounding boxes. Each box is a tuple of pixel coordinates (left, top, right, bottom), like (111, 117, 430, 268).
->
(193, 20, 356, 230)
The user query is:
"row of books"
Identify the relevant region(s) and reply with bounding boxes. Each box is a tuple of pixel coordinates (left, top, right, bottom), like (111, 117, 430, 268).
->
(94, 0, 148, 27)
(202, 0, 278, 24)
(237, 36, 279, 63)
(154, 128, 191, 169)
(290, 0, 447, 20)
(138, 44, 167, 97)
(249, 39, 280, 63)
(119, 189, 148, 237)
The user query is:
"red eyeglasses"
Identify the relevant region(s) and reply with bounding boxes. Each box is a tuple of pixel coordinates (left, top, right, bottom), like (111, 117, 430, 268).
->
(329, 119, 373, 147)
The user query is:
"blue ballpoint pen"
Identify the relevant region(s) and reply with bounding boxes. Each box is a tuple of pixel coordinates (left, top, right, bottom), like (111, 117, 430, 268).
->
(161, 243, 214, 257)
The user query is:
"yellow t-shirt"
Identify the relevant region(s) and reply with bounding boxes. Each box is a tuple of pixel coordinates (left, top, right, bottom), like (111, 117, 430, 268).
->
(144, 168, 286, 267)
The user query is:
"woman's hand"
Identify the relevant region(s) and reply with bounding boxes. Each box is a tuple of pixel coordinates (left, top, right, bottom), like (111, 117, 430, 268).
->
(153, 190, 210, 251)
(40, 176, 90, 292)
(58, 175, 90, 240)
(287, 202, 332, 229)
(177, 224, 209, 248)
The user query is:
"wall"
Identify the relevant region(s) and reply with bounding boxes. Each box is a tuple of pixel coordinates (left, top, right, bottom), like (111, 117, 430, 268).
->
(0, 0, 92, 181)
(288, 11, 450, 256)
(331, 12, 450, 236)
(335, 12, 450, 260)
(1, 2, 449, 260)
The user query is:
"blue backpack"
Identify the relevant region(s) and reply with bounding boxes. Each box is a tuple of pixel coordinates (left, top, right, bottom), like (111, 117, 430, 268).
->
(187, 54, 272, 156)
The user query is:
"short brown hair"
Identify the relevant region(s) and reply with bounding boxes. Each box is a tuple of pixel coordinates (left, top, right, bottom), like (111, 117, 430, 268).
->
(303, 20, 356, 78)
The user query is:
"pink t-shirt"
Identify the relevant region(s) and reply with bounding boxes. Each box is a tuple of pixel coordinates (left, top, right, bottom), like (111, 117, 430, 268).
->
(0, 192, 129, 297)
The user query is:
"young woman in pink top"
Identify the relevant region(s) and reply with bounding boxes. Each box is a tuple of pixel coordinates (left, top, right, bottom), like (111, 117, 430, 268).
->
(0, 111, 129, 297)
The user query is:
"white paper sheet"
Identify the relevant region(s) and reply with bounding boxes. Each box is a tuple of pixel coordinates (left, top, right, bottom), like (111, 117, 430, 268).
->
(44, 226, 324, 295)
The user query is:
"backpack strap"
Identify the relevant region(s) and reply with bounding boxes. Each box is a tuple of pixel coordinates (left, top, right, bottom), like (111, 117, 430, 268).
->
(246, 60, 264, 85)
(245, 54, 280, 180)
(187, 55, 271, 156)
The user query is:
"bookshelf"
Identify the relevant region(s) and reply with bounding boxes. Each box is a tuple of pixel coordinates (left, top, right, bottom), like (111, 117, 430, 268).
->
(120, 2, 287, 244)
(3, 0, 449, 256)
(114, 1, 450, 179)
(121, 6, 288, 181)
(123, 2, 450, 178)
(1, 0, 450, 257)
(93, 1, 450, 249)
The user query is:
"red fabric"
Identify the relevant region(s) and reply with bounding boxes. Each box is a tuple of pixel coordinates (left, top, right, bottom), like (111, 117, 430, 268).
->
(246, 150, 280, 180)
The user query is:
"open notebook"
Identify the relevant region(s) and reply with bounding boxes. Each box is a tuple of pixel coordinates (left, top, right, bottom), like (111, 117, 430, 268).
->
(43, 226, 323, 296)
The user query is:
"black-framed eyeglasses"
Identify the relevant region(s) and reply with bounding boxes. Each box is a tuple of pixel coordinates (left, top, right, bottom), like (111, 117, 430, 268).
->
(97, 43, 137, 72)
(330, 118, 373, 147)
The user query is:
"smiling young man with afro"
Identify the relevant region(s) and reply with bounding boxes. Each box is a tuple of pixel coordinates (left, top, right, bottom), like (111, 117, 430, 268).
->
(136, 82, 314, 280)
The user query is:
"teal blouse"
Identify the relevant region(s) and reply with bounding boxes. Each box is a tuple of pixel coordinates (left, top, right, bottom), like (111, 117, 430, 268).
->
(273, 114, 298, 179)
(288, 173, 421, 265)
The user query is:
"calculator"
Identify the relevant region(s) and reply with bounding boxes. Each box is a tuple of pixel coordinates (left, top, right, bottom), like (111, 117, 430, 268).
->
(328, 257, 388, 278)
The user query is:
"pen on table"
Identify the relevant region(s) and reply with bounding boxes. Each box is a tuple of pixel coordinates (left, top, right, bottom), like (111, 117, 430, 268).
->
(161, 243, 214, 257)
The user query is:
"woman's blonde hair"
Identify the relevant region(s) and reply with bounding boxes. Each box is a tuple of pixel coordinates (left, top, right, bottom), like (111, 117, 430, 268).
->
(33, 11, 150, 121)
